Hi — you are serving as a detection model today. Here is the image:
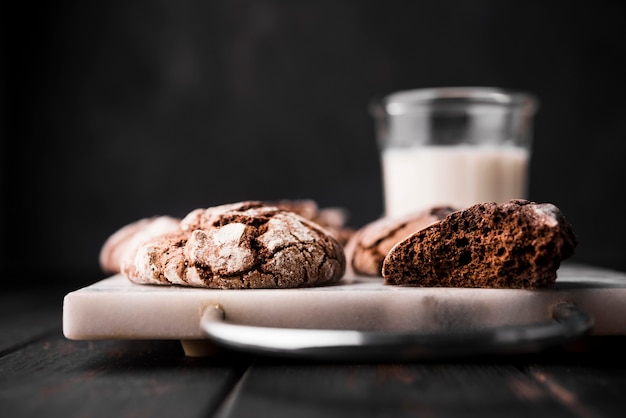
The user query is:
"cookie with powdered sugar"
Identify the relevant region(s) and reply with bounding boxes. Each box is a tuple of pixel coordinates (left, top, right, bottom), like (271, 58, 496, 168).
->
(121, 201, 346, 289)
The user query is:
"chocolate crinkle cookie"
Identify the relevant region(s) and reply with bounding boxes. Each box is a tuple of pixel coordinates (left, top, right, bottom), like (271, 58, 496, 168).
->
(119, 201, 346, 289)
(344, 206, 456, 277)
(382, 200, 577, 289)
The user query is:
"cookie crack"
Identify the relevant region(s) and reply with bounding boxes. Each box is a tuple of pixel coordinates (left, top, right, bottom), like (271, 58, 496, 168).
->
(369, 221, 413, 250)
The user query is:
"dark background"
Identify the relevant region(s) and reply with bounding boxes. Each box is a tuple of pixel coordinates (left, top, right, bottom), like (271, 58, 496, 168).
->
(2, 0, 625, 290)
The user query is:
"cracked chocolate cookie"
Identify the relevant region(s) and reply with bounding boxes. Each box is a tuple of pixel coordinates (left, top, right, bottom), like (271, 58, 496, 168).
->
(382, 200, 577, 289)
(121, 201, 346, 289)
(344, 206, 456, 277)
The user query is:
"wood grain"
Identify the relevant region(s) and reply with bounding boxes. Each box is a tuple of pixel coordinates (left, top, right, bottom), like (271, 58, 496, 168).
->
(0, 290, 64, 356)
(0, 309, 252, 418)
(217, 348, 626, 418)
(218, 361, 564, 418)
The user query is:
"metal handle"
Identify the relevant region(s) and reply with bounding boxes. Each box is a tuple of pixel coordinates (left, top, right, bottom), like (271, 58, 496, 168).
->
(200, 302, 594, 360)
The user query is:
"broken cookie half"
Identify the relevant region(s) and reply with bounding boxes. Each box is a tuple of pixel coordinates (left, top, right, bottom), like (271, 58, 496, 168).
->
(120, 201, 346, 289)
(382, 199, 577, 289)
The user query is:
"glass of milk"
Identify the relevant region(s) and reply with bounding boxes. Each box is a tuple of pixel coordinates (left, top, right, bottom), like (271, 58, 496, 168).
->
(371, 87, 539, 218)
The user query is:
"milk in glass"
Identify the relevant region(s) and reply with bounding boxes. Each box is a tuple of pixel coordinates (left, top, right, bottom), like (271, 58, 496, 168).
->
(382, 145, 528, 218)
(371, 87, 538, 219)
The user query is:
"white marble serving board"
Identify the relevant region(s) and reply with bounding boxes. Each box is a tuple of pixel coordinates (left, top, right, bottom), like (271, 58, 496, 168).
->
(63, 263, 626, 346)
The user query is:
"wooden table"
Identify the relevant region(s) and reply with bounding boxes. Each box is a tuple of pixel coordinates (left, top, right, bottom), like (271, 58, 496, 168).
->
(2, 283, 626, 418)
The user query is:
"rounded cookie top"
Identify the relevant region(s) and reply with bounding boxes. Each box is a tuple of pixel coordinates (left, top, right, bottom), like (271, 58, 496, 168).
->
(345, 206, 456, 277)
(122, 201, 346, 289)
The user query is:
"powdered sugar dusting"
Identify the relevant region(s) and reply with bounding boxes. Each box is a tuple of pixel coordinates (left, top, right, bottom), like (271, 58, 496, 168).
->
(186, 226, 255, 275)
(258, 214, 318, 252)
(185, 266, 206, 287)
(180, 209, 204, 231)
(133, 243, 161, 284)
(213, 222, 246, 245)
(163, 260, 186, 285)
(532, 204, 559, 227)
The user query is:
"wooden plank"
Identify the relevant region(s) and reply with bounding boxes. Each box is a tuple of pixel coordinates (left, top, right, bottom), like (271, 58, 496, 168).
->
(0, 290, 64, 356)
(217, 358, 577, 418)
(218, 340, 626, 418)
(523, 365, 624, 418)
(522, 338, 626, 418)
(0, 333, 252, 418)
